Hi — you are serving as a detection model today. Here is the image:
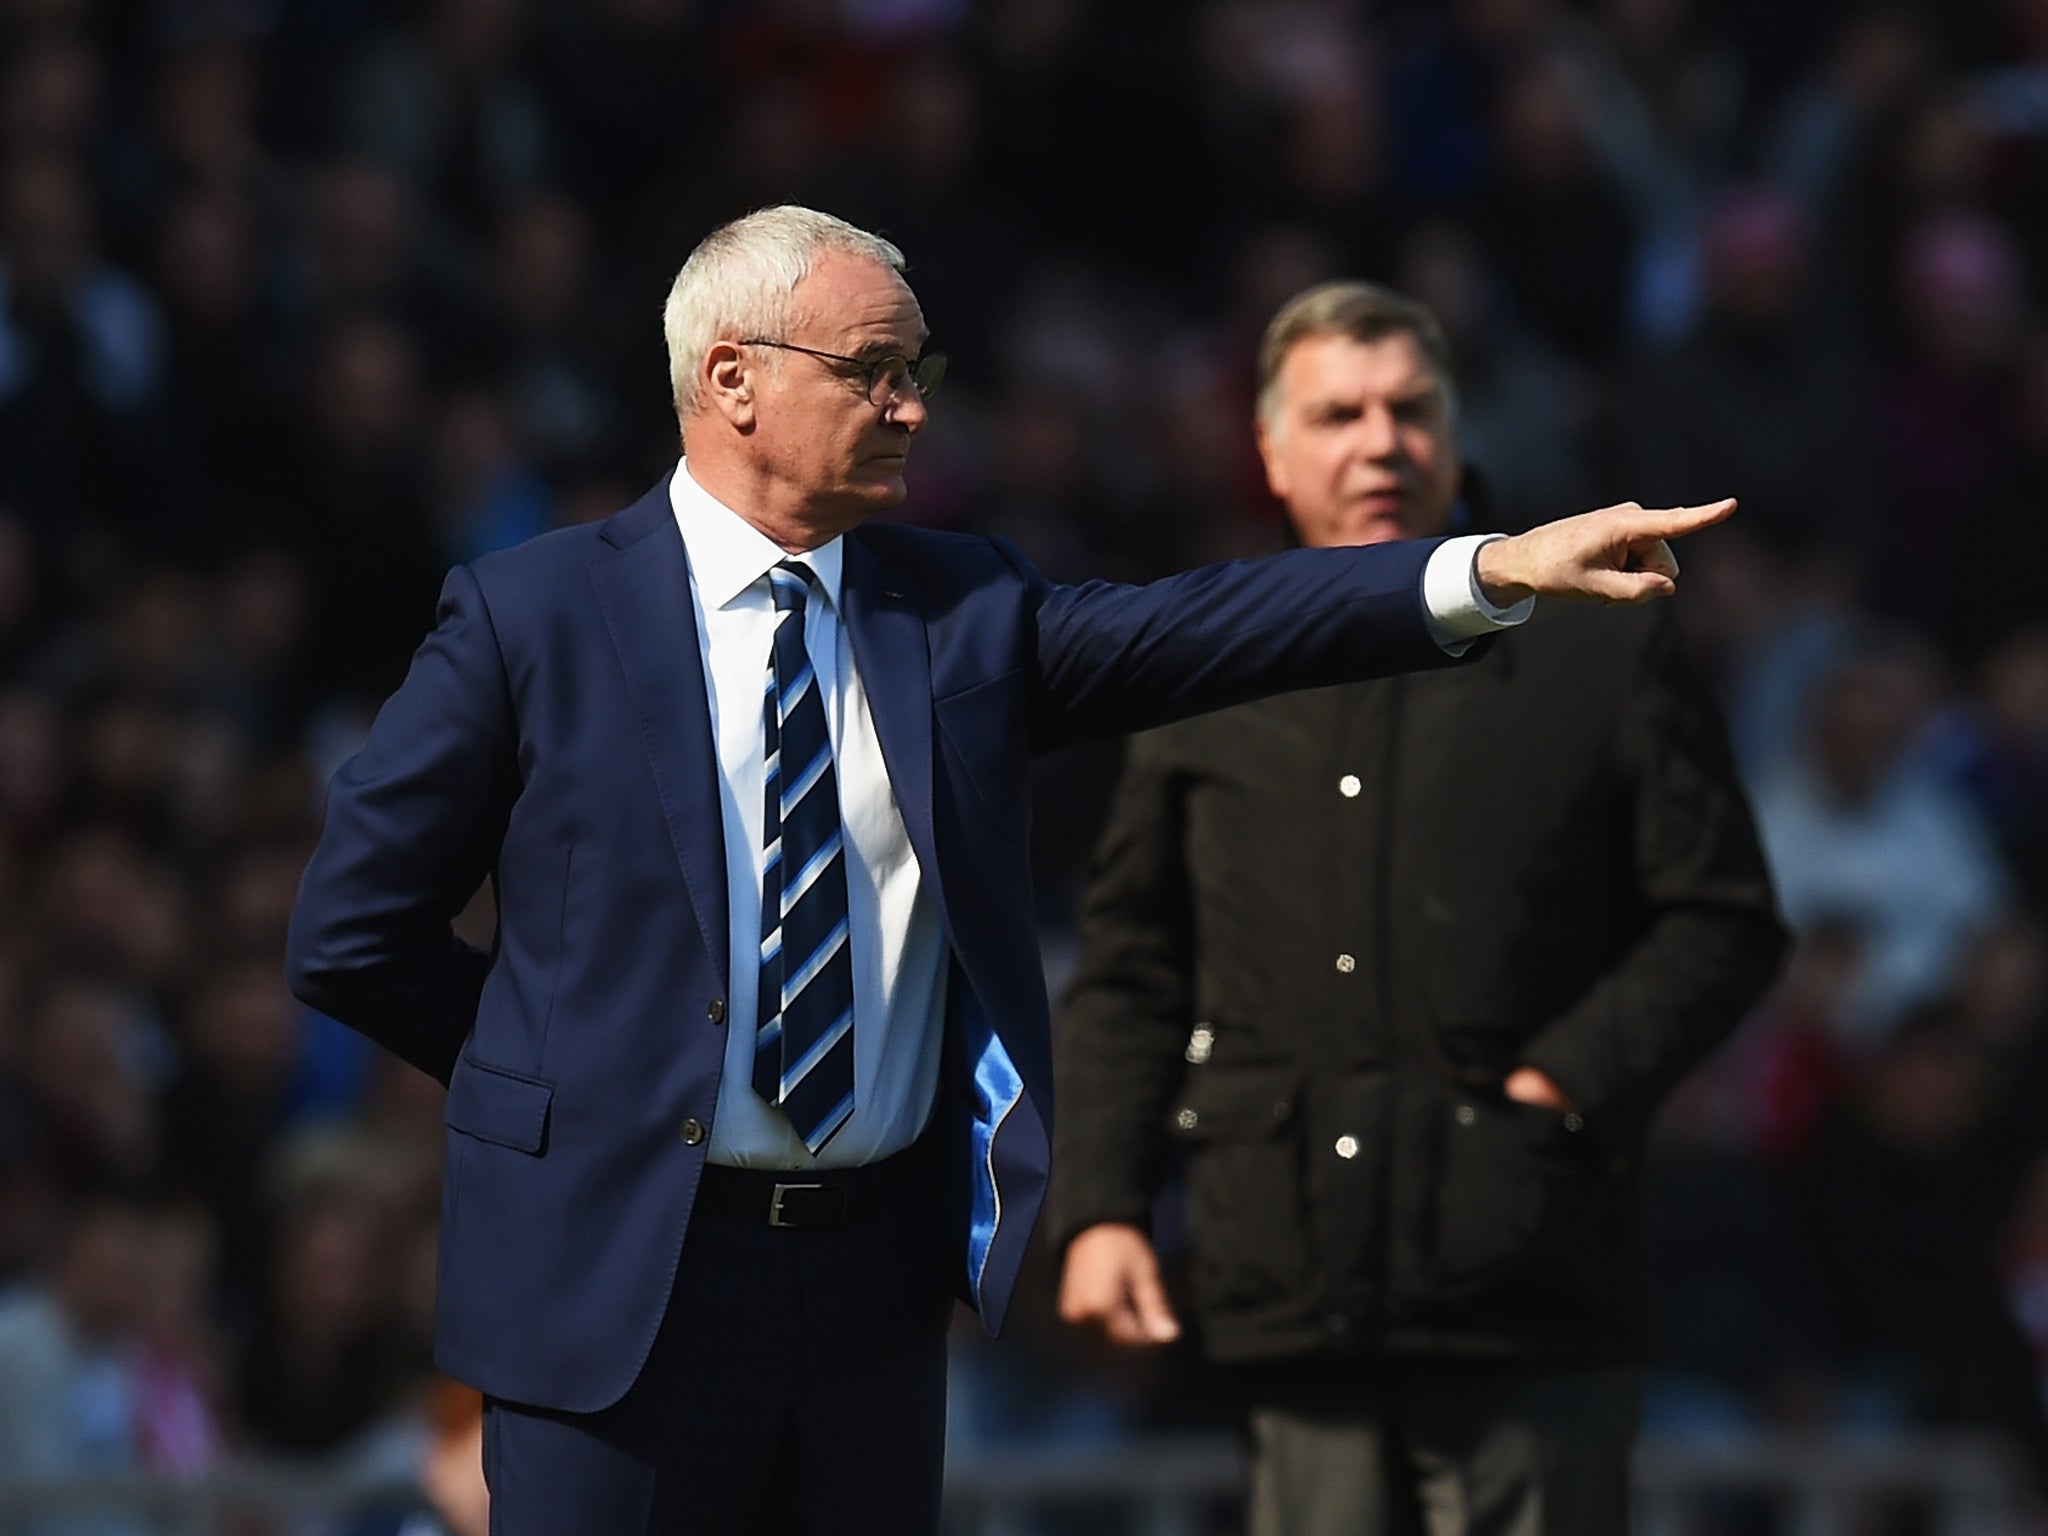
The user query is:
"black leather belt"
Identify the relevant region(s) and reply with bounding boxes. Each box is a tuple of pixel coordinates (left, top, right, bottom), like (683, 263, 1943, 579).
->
(694, 1143, 927, 1229)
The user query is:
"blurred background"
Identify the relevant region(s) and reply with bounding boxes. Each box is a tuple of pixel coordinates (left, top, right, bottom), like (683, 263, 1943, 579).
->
(1, 0, 2047, 1529)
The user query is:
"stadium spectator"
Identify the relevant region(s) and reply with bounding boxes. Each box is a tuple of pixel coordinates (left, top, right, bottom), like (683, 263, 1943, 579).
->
(1755, 635, 2009, 1042)
(1619, 184, 1876, 556)
(0, 1193, 153, 1535)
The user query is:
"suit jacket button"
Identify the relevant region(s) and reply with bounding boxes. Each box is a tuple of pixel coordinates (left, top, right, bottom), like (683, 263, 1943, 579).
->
(680, 1117, 706, 1145)
(707, 998, 727, 1026)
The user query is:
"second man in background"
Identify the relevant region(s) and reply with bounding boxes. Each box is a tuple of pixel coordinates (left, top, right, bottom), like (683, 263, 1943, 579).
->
(1054, 282, 1788, 1536)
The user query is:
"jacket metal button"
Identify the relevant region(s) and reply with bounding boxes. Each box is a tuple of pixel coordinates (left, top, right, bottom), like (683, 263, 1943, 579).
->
(1455, 1104, 1477, 1126)
(1339, 774, 1361, 798)
(1563, 1111, 1585, 1133)
(707, 998, 727, 1026)
(1185, 1025, 1214, 1064)
(1335, 953, 1356, 973)
(679, 1117, 706, 1145)
(1175, 1108, 1199, 1131)
(1334, 1134, 1360, 1159)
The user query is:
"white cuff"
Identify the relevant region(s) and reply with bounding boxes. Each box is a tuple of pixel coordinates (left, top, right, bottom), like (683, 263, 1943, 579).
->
(1422, 533, 1537, 654)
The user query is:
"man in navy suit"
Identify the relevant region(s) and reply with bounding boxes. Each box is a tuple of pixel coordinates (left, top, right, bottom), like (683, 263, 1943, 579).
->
(285, 206, 1731, 1536)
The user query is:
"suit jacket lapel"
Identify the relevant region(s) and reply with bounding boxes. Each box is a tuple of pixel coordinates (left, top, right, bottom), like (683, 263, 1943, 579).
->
(588, 483, 731, 992)
(841, 533, 947, 935)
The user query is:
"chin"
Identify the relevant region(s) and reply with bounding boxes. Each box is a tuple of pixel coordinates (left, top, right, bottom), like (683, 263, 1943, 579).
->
(853, 462, 910, 505)
(817, 476, 906, 531)
(1325, 513, 1411, 548)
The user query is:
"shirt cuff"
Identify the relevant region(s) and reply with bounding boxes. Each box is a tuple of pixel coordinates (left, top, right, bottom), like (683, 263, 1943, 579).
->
(1422, 533, 1538, 654)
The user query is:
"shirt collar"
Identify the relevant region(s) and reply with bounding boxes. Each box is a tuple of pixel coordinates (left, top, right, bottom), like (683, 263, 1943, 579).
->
(668, 458, 844, 613)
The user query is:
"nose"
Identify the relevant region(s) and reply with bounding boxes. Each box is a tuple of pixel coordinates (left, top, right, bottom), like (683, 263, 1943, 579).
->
(1356, 403, 1399, 459)
(886, 384, 928, 435)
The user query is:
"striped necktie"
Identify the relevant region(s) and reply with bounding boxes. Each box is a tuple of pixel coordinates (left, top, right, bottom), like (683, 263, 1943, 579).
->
(751, 559, 856, 1153)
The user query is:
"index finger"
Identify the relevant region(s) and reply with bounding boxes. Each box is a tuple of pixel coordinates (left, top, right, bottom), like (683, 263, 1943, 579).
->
(1632, 498, 1737, 541)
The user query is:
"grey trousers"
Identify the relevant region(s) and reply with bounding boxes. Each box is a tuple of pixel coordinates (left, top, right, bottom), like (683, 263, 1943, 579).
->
(1241, 1361, 1642, 1536)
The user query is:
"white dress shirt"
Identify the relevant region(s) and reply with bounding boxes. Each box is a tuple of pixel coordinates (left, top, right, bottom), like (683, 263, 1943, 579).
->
(673, 464, 949, 1170)
(1422, 532, 1537, 649)
(670, 463, 1530, 1168)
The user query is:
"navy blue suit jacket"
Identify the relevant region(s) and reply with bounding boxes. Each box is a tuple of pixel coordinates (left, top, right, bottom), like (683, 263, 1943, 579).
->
(285, 477, 1463, 1414)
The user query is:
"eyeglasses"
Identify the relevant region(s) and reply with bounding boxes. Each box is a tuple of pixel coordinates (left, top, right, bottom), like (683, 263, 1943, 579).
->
(739, 339, 948, 407)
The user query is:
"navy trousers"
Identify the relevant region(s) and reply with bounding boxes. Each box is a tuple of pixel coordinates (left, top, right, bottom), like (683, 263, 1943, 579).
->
(481, 1156, 953, 1536)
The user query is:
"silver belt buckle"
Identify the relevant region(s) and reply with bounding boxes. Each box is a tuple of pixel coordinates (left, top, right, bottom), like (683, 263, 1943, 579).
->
(768, 1182, 824, 1227)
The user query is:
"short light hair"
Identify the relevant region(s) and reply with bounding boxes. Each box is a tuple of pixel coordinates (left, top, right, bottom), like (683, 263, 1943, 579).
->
(1255, 280, 1457, 429)
(662, 205, 907, 418)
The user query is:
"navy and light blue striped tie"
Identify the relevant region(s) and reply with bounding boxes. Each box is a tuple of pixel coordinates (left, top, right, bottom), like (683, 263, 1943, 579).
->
(752, 560, 856, 1153)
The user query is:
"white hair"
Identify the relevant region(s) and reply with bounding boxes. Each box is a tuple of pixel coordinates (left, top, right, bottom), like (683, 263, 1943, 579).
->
(662, 205, 907, 420)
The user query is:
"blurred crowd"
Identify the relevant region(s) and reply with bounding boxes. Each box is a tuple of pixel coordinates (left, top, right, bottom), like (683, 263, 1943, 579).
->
(4, 0, 2048, 1518)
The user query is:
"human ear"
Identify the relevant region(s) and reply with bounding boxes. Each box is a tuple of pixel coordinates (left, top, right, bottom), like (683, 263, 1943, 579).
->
(703, 342, 756, 429)
(1255, 416, 1291, 501)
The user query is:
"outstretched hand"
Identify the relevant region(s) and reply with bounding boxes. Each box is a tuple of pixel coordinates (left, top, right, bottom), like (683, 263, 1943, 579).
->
(1475, 498, 1736, 607)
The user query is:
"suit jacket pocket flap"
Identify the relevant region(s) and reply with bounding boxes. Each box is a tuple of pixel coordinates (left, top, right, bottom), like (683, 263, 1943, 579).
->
(933, 671, 1027, 809)
(445, 1059, 554, 1153)
(1167, 1065, 1298, 1143)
